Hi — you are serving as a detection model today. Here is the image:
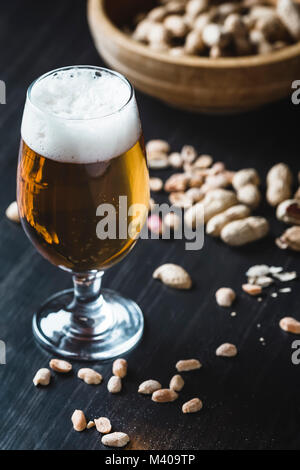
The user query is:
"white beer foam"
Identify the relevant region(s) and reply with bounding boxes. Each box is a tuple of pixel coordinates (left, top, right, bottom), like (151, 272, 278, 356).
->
(21, 68, 141, 163)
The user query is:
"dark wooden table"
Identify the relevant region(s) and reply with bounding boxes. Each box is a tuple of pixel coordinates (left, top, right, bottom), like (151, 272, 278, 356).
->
(1, 0, 300, 451)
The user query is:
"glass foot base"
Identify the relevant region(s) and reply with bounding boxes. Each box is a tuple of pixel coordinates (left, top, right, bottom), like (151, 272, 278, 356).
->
(32, 288, 144, 361)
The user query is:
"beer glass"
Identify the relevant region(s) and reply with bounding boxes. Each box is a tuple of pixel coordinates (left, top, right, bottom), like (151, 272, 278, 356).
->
(17, 66, 149, 360)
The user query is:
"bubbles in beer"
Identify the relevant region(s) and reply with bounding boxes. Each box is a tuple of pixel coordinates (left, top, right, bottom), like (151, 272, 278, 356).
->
(21, 67, 141, 164)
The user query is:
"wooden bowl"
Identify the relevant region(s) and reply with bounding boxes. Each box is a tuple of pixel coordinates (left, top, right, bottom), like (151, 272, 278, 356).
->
(87, 0, 300, 113)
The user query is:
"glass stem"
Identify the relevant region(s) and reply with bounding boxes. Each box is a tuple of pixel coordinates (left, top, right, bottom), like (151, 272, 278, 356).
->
(69, 271, 104, 323)
(73, 272, 103, 304)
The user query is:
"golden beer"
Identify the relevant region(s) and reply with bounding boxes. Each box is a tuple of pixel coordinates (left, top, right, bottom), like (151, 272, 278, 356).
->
(17, 137, 149, 272)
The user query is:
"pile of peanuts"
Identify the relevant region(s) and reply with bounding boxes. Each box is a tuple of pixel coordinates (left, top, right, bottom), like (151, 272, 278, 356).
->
(147, 139, 269, 246)
(130, 0, 300, 58)
(148, 139, 300, 249)
(265, 163, 300, 252)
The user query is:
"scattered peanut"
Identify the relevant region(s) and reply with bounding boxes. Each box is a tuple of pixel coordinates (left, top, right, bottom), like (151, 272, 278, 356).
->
(186, 171, 203, 188)
(95, 417, 112, 434)
(279, 316, 300, 334)
(87, 421, 95, 429)
(207, 204, 250, 237)
(182, 398, 203, 413)
(253, 275, 273, 287)
(185, 187, 204, 204)
(33, 368, 51, 387)
(194, 154, 213, 169)
(221, 216, 269, 246)
(49, 358, 72, 373)
(6, 201, 20, 223)
(152, 388, 178, 402)
(276, 199, 300, 225)
(210, 162, 226, 174)
(138, 379, 162, 394)
(273, 271, 297, 282)
(185, 189, 237, 228)
(176, 358, 202, 372)
(153, 263, 192, 289)
(215, 287, 236, 307)
(101, 432, 130, 448)
(266, 163, 293, 207)
(168, 152, 183, 168)
(149, 177, 163, 192)
(187, 172, 205, 190)
(181, 145, 198, 164)
(107, 376, 122, 393)
(242, 283, 262, 296)
(202, 189, 238, 223)
(246, 264, 270, 278)
(204, 172, 231, 190)
(216, 343, 238, 357)
(169, 374, 185, 392)
(77, 368, 102, 385)
(112, 358, 127, 378)
(164, 173, 190, 192)
(146, 139, 170, 155)
(276, 225, 300, 251)
(71, 410, 87, 432)
(237, 184, 261, 209)
(147, 152, 169, 169)
(169, 191, 193, 208)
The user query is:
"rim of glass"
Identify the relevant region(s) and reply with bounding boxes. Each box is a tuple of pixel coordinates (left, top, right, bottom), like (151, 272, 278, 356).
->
(26, 65, 135, 121)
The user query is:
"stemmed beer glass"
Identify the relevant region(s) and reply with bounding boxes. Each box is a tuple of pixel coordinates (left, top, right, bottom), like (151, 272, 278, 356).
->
(17, 66, 149, 360)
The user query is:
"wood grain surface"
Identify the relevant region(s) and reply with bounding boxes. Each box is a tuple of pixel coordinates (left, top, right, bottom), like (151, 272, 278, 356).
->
(1, 0, 300, 451)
